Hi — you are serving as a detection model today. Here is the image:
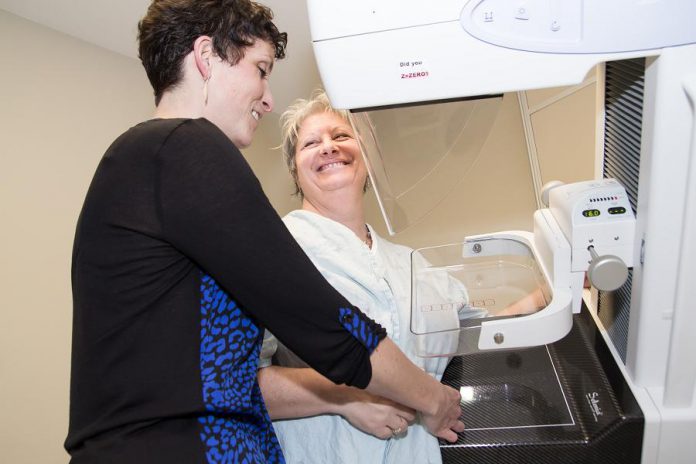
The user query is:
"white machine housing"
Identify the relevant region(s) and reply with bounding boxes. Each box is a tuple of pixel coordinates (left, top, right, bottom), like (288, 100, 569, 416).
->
(431, 179, 635, 355)
(548, 179, 636, 311)
(307, 1, 696, 463)
(548, 178, 636, 273)
(307, 0, 696, 109)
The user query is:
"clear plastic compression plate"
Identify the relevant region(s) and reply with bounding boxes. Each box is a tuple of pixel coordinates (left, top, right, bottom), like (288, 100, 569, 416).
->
(348, 97, 502, 235)
(411, 236, 554, 357)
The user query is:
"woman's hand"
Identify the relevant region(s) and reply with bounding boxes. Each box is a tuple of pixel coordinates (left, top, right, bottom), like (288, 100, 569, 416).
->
(367, 337, 464, 442)
(420, 384, 465, 443)
(338, 389, 416, 439)
(259, 365, 415, 440)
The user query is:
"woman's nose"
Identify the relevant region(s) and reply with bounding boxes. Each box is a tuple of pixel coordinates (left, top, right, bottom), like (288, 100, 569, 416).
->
(261, 86, 274, 113)
(319, 138, 338, 155)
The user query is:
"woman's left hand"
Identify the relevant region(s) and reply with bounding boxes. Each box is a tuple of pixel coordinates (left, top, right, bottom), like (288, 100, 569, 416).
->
(338, 389, 416, 440)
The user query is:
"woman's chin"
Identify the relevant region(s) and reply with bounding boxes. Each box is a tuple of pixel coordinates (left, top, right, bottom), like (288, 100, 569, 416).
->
(320, 177, 366, 194)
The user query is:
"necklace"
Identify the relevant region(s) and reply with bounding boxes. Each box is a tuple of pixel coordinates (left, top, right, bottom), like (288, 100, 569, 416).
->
(364, 224, 373, 249)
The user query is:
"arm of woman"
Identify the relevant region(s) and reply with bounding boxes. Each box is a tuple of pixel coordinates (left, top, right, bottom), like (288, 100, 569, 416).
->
(158, 120, 462, 440)
(258, 366, 416, 440)
(160, 120, 378, 386)
(496, 287, 547, 316)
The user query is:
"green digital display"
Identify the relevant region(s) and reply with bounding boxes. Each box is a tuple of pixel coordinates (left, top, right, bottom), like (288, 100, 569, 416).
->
(608, 207, 627, 215)
(582, 209, 601, 218)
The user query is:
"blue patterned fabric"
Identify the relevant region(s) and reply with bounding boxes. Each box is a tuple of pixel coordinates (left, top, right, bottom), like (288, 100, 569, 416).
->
(199, 273, 284, 464)
(339, 307, 380, 352)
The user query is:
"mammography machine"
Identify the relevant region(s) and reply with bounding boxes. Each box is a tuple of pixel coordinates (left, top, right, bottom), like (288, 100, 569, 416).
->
(306, 0, 696, 462)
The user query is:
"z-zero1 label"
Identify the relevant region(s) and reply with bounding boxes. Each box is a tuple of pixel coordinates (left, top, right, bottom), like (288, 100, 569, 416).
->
(401, 71, 429, 79)
(400, 60, 429, 79)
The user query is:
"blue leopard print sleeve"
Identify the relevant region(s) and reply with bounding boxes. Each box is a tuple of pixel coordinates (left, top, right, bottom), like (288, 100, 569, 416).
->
(338, 307, 385, 353)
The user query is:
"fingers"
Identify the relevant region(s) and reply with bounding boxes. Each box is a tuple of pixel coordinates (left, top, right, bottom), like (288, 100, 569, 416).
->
(373, 414, 407, 440)
(436, 405, 465, 443)
(383, 415, 410, 439)
(376, 424, 404, 440)
(382, 398, 415, 424)
(397, 406, 416, 424)
(437, 428, 459, 443)
(387, 425, 404, 436)
(380, 399, 414, 427)
(420, 384, 464, 442)
(435, 419, 465, 443)
(389, 415, 409, 434)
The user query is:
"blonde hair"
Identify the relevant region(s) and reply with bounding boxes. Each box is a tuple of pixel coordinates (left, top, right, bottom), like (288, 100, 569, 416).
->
(279, 89, 350, 196)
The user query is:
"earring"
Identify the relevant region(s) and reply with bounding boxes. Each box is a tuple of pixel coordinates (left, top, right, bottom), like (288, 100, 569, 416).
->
(203, 75, 211, 106)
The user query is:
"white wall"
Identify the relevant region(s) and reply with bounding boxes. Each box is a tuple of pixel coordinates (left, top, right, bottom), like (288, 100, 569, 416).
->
(0, 10, 154, 463)
(243, 112, 301, 216)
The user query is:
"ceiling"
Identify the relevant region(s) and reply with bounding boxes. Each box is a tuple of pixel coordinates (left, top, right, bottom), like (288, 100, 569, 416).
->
(0, 0, 321, 112)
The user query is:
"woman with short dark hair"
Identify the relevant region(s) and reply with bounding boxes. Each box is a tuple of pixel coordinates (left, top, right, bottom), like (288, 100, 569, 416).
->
(65, 2, 463, 462)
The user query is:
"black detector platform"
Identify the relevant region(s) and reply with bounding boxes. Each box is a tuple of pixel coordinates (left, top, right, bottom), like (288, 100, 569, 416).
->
(440, 306, 643, 464)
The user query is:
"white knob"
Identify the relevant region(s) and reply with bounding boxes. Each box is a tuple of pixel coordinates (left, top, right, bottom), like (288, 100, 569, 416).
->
(587, 246, 629, 291)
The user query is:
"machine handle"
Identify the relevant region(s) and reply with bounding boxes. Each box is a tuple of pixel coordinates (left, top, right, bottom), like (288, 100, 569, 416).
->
(586, 245, 628, 291)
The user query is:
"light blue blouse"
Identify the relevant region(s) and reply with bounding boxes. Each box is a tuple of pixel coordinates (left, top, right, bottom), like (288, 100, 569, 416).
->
(261, 210, 469, 464)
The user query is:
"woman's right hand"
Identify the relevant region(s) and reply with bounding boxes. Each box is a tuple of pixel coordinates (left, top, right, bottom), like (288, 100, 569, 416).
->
(420, 384, 465, 443)
(366, 337, 464, 442)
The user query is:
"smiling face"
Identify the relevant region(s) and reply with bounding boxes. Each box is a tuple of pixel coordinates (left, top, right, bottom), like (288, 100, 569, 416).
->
(203, 40, 275, 148)
(295, 111, 368, 202)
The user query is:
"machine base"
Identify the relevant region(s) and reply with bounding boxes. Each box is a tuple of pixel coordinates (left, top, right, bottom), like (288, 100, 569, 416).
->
(440, 306, 643, 463)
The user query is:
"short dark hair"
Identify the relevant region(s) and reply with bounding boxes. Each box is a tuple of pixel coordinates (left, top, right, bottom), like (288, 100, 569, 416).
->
(138, 0, 288, 105)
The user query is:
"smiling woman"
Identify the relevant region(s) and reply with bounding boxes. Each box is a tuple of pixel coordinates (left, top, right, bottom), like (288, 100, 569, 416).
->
(187, 38, 276, 148)
(281, 90, 369, 192)
(295, 111, 369, 208)
(65, 1, 463, 463)
(66, 1, 298, 461)
(258, 89, 463, 464)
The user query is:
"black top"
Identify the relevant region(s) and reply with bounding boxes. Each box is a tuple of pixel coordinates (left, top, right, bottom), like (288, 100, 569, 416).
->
(66, 118, 386, 463)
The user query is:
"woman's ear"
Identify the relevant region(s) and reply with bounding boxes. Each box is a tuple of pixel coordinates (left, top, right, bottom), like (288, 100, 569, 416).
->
(193, 36, 214, 80)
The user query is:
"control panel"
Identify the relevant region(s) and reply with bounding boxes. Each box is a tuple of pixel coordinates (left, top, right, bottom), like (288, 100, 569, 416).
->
(547, 179, 636, 272)
(460, 0, 696, 54)
(463, 0, 582, 47)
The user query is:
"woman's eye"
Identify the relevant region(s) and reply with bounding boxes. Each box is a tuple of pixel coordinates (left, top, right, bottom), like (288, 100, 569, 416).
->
(302, 140, 318, 149)
(258, 67, 268, 78)
(334, 133, 351, 141)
